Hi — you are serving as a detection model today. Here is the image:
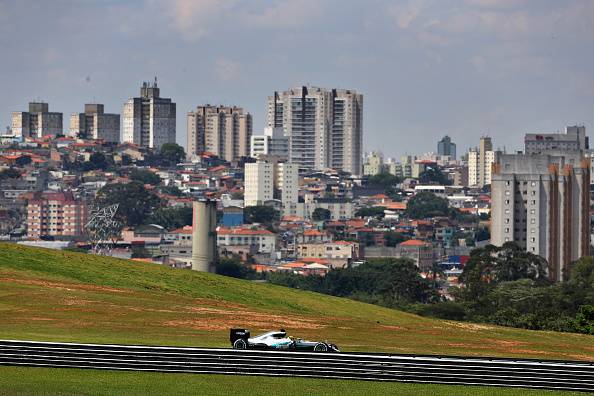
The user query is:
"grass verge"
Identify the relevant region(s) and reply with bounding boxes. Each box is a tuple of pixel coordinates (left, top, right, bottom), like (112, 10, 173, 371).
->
(0, 366, 585, 396)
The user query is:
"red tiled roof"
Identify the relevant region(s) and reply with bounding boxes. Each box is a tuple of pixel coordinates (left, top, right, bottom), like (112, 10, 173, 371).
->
(281, 262, 307, 268)
(385, 202, 406, 210)
(281, 215, 304, 222)
(332, 241, 356, 246)
(301, 258, 330, 264)
(169, 226, 193, 234)
(400, 239, 429, 247)
(218, 227, 273, 236)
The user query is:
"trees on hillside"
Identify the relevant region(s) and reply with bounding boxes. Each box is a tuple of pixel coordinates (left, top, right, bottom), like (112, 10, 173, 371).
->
(160, 143, 186, 166)
(384, 231, 408, 247)
(95, 181, 163, 227)
(130, 169, 161, 186)
(244, 205, 279, 225)
(145, 143, 186, 168)
(457, 242, 549, 303)
(312, 208, 332, 221)
(89, 152, 109, 170)
(268, 258, 438, 308)
(368, 173, 400, 189)
(418, 167, 451, 185)
(145, 206, 193, 230)
(355, 206, 386, 218)
(431, 243, 594, 333)
(406, 191, 449, 219)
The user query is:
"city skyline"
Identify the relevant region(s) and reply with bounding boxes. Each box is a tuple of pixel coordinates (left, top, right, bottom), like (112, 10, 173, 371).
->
(1, 1, 593, 158)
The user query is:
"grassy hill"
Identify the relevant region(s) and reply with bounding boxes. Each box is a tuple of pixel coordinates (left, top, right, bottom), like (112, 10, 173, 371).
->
(1, 242, 594, 361)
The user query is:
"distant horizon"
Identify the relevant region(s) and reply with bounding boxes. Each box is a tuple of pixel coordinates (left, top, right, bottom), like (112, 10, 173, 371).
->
(1, 0, 593, 158)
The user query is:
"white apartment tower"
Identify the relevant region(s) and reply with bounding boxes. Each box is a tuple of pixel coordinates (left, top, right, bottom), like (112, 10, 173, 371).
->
(491, 151, 590, 282)
(122, 80, 176, 149)
(244, 159, 299, 207)
(266, 86, 363, 175)
(70, 104, 120, 143)
(12, 102, 63, 138)
(244, 161, 274, 206)
(250, 127, 289, 159)
(187, 105, 252, 161)
(468, 137, 500, 187)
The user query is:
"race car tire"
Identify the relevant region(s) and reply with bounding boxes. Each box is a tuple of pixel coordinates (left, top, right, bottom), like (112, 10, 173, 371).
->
(313, 343, 328, 352)
(233, 339, 247, 350)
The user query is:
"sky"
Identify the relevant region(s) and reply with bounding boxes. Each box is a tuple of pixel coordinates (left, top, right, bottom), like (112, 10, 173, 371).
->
(1, 0, 593, 158)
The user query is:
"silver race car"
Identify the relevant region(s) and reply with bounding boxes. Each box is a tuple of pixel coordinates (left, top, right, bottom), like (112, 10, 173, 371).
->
(230, 329, 340, 352)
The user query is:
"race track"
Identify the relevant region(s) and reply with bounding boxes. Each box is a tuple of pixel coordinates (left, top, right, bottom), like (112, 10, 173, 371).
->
(0, 340, 593, 392)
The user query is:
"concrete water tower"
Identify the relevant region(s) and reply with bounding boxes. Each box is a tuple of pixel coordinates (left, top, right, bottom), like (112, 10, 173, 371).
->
(191, 200, 217, 272)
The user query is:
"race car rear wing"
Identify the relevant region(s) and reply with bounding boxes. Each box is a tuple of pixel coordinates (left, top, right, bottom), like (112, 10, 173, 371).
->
(230, 328, 250, 344)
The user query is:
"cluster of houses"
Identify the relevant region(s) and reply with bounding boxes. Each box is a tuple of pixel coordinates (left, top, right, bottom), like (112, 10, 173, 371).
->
(0, 135, 494, 292)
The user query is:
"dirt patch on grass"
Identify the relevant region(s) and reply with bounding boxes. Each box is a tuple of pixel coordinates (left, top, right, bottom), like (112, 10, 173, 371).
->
(0, 277, 128, 294)
(185, 307, 240, 315)
(442, 321, 496, 331)
(165, 309, 325, 331)
(379, 325, 404, 331)
(487, 339, 529, 347)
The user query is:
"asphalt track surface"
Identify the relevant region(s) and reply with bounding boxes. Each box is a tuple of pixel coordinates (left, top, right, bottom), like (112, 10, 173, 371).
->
(0, 340, 593, 392)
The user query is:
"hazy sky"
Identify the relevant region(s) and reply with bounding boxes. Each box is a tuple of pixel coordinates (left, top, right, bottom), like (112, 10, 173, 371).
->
(1, 0, 593, 158)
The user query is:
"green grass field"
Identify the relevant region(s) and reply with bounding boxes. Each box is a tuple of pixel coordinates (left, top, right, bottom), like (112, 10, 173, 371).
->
(1, 243, 594, 361)
(0, 366, 585, 396)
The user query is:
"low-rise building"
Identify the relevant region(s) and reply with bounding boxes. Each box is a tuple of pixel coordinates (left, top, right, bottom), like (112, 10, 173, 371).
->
(296, 241, 359, 268)
(394, 239, 434, 270)
(217, 226, 276, 254)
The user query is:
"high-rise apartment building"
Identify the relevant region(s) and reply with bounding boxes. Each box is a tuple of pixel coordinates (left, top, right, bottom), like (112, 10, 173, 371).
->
(266, 86, 363, 175)
(437, 135, 456, 160)
(244, 161, 274, 207)
(491, 151, 590, 282)
(26, 191, 88, 239)
(187, 105, 252, 162)
(70, 104, 120, 143)
(12, 102, 63, 138)
(250, 127, 288, 160)
(122, 80, 176, 149)
(525, 126, 588, 154)
(244, 159, 298, 207)
(468, 137, 500, 187)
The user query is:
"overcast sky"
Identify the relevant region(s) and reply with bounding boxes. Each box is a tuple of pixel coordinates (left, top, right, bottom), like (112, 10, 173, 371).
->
(1, 0, 593, 158)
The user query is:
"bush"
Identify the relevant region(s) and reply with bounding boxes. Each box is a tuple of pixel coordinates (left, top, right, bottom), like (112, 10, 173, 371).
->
(215, 256, 257, 280)
(412, 301, 467, 321)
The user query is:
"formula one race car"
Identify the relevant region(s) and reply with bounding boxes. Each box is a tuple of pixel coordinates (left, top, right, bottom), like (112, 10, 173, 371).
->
(230, 329, 340, 352)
